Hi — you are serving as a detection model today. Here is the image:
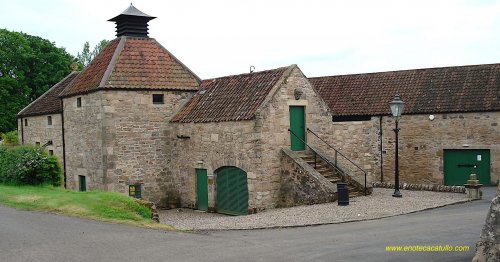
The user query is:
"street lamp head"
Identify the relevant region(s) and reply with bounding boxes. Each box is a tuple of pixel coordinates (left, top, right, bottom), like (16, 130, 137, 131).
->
(389, 94, 405, 118)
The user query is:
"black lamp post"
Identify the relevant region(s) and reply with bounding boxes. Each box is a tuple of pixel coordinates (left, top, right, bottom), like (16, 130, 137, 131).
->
(389, 94, 404, 198)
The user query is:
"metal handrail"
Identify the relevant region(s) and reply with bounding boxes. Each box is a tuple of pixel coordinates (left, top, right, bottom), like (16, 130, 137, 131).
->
(306, 128, 368, 196)
(288, 128, 348, 184)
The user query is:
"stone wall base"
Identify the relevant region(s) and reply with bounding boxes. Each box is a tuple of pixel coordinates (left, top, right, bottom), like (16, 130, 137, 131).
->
(278, 148, 337, 207)
(372, 182, 466, 193)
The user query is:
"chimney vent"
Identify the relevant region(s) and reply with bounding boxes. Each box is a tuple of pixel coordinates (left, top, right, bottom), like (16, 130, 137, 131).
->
(108, 4, 156, 37)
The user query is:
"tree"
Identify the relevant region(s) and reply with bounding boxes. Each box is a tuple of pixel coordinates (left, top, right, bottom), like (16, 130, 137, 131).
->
(0, 29, 74, 133)
(1, 130, 19, 146)
(76, 39, 109, 69)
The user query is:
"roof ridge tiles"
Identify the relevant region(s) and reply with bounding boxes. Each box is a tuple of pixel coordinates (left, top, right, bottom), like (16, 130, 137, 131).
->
(310, 62, 500, 79)
(202, 66, 291, 82)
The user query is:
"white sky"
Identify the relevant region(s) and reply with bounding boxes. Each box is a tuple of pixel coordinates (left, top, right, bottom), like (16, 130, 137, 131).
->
(1, 0, 500, 79)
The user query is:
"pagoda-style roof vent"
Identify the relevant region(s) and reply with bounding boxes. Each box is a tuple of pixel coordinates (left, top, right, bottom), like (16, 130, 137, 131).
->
(108, 4, 156, 37)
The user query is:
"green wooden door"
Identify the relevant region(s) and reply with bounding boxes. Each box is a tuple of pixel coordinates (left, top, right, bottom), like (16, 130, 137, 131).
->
(78, 175, 86, 192)
(216, 167, 248, 215)
(289, 106, 306, 151)
(444, 149, 491, 185)
(196, 169, 208, 211)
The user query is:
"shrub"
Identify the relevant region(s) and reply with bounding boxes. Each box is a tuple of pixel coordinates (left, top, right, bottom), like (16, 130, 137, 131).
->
(1, 130, 19, 146)
(0, 145, 62, 186)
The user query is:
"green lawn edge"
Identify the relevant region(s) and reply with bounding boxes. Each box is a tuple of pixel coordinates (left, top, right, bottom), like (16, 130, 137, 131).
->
(0, 184, 174, 231)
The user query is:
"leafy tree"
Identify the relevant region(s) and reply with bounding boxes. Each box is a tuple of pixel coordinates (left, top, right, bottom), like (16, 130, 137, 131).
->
(0, 29, 75, 133)
(76, 40, 109, 69)
(1, 130, 19, 146)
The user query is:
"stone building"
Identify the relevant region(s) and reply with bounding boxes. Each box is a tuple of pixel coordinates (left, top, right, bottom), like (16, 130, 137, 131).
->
(57, 5, 201, 198)
(17, 72, 80, 186)
(169, 65, 356, 213)
(310, 64, 500, 187)
(17, 4, 498, 214)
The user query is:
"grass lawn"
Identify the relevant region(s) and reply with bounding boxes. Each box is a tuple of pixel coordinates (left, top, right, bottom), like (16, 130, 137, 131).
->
(0, 184, 173, 230)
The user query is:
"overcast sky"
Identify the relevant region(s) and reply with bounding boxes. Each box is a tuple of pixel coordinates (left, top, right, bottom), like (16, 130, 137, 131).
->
(1, 0, 500, 79)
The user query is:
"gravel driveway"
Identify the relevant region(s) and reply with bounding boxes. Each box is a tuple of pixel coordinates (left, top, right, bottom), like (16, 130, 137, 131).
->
(158, 188, 469, 230)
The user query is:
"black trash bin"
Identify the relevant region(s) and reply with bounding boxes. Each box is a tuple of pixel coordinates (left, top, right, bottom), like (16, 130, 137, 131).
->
(337, 182, 349, 206)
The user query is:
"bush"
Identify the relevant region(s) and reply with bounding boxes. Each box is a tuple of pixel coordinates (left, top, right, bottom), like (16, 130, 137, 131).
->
(1, 130, 19, 146)
(0, 145, 62, 186)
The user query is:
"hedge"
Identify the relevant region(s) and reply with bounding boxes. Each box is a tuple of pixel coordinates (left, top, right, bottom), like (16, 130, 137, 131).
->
(0, 145, 62, 186)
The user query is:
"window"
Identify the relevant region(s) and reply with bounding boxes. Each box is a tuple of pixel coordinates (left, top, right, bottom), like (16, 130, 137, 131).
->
(129, 184, 142, 199)
(24, 119, 28, 126)
(47, 116, 52, 126)
(77, 97, 82, 108)
(152, 94, 164, 104)
(332, 115, 372, 122)
(49, 150, 54, 155)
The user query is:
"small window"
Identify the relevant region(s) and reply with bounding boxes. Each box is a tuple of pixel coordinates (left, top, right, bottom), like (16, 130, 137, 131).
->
(152, 94, 164, 104)
(332, 115, 372, 122)
(47, 116, 52, 126)
(24, 119, 28, 126)
(77, 97, 82, 108)
(49, 150, 54, 155)
(35, 142, 40, 146)
(129, 184, 142, 199)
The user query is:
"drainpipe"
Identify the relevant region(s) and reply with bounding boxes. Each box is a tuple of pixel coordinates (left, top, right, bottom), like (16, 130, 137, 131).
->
(379, 116, 384, 182)
(20, 117, 25, 144)
(60, 99, 67, 189)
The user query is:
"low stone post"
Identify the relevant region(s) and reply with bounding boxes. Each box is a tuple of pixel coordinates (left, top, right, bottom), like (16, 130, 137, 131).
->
(207, 173, 216, 212)
(464, 174, 482, 200)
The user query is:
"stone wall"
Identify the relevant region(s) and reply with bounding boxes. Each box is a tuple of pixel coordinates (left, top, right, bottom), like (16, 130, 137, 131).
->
(171, 120, 262, 209)
(385, 112, 499, 185)
(63, 92, 106, 191)
(278, 148, 337, 207)
(309, 117, 379, 183)
(99, 90, 192, 204)
(316, 112, 500, 186)
(17, 114, 64, 169)
(63, 90, 193, 201)
(473, 189, 500, 261)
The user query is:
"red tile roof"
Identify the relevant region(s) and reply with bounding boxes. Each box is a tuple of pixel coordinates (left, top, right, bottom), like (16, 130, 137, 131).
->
(172, 66, 291, 123)
(18, 72, 80, 117)
(59, 37, 200, 98)
(309, 63, 500, 116)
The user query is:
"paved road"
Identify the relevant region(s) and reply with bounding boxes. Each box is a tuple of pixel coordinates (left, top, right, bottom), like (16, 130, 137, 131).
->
(0, 187, 496, 262)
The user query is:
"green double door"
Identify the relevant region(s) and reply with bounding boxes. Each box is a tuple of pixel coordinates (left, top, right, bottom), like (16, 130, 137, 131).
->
(216, 167, 248, 215)
(196, 169, 208, 211)
(289, 106, 305, 151)
(443, 149, 491, 185)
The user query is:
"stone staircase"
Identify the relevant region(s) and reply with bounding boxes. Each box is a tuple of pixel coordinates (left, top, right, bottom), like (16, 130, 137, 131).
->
(298, 151, 364, 198)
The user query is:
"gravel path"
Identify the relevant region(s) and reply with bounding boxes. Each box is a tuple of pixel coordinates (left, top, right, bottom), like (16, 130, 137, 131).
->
(158, 188, 468, 230)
